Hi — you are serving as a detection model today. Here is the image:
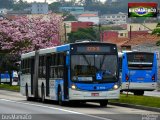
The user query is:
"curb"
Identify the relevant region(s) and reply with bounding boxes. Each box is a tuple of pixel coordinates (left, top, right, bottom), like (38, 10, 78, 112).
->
(0, 89, 19, 92)
(109, 102, 160, 113)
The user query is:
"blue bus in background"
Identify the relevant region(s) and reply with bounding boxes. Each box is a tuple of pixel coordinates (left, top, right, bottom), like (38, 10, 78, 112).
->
(20, 42, 120, 107)
(119, 51, 157, 95)
(0, 71, 19, 85)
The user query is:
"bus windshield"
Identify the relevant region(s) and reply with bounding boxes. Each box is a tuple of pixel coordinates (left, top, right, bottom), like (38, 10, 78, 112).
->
(127, 53, 154, 70)
(71, 54, 118, 83)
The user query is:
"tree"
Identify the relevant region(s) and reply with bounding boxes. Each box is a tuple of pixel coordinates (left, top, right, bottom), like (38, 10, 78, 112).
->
(0, 14, 63, 84)
(49, 2, 62, 13)
(13, 0, 30, 11)
(0, 14, 63, 54)
(0, 0, 14, 9)
(63, 13, 77, 21)
(152, 27, 160, 36)
(67, 28, 98, 43)
(152, 23, 160, 46)
(0, 54, 19, 85)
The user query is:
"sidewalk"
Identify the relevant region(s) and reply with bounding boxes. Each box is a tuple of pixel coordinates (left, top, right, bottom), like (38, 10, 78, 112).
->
(144, 90, 160, 97)
(109, 102, 160, 113)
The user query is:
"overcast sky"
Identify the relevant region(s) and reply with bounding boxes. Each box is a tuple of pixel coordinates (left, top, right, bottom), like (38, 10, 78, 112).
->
(24, 0, 106, 4)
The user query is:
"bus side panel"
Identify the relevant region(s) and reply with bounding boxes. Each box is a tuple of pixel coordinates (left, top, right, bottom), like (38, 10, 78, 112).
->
(121, 54, 130, 90)
(49, 80, 56, 100)
(154, 53, 158, 82)
(1, 73, 10, 83)
(20, 74, 31, 96)
(38, 79, 46, 98)
(63, 55, 69, 100)
(31, 58, 34, 95)
(49, 79, 64, 101)
(121, 54, 128, 83)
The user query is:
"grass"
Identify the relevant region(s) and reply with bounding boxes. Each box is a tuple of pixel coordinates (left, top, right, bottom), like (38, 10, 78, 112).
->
(0, 84, 20, 92)
(109, 94, 160, 108)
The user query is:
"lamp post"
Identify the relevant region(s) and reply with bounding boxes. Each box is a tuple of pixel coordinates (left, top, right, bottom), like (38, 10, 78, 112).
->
(98, 24, 101, 42)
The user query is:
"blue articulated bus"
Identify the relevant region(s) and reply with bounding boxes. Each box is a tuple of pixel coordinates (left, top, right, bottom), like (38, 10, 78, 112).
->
(119, 51, 157, 95)
(20, 42, 120, 106)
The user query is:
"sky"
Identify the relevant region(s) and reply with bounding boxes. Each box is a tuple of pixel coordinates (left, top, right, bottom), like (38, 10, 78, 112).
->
(25, 0, 106, 4)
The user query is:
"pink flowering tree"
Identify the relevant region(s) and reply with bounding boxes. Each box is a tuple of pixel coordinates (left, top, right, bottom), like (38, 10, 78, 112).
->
(0, 14, 63, 54)
(0, 14, 63, 84)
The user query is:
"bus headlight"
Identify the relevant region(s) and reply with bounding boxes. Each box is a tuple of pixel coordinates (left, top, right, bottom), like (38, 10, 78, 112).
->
(113, 84, 119, 90)
(71, 84, 77, 90)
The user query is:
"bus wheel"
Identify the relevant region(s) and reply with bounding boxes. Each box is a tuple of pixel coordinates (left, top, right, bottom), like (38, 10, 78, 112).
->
(100, 100, 108, 107)
(41, 86, 45, 102)
(58, 90, 64, 106)
(26, 85, 31, 101)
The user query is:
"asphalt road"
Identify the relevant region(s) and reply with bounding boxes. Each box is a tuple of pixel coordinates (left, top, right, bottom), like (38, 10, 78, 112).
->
(0, 90, 159, 120)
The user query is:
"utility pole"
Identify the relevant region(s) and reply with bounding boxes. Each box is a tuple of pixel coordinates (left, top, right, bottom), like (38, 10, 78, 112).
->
(129, 25, 132, 40)
(64, 23, 67, 43)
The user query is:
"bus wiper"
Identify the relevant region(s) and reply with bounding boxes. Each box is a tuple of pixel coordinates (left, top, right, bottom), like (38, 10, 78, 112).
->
(82, 54, 91, 66)
(100, 55, 107, 70)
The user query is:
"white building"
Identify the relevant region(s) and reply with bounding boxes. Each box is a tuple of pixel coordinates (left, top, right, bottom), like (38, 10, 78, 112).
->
(78, 14, 99, 25)
(31, 2, 48, 14)
(100, 13, 127, 24)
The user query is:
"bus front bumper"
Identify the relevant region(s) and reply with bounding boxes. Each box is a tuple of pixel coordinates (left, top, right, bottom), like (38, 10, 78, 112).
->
(69, 88, 120, 100)
(121, 82, 157, 91)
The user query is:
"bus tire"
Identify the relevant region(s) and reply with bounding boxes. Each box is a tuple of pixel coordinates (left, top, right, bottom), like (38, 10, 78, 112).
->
(41, 85, 45, 102)
(58, 89, 64, 106)
(26, 85, 31, 101)
(100, 100, 108, 107)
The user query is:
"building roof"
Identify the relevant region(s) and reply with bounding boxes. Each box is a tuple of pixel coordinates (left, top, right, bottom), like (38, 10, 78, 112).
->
(104, 34, 160, 48)
(104, 37, 129, 47)
(79, 14, 98, 17)
(122, 34, 160, 46)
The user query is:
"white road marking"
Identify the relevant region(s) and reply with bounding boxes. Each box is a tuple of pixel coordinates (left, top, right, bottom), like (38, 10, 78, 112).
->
(0, 99, 112, 120)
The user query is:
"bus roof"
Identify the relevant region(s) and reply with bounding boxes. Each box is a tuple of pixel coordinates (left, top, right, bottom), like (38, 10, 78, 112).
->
(21, 51, 35, 59)
(21, 42, 117, 59)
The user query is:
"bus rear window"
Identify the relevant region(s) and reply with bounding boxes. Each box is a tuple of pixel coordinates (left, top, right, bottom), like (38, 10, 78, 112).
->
(127, 53, 154, 69)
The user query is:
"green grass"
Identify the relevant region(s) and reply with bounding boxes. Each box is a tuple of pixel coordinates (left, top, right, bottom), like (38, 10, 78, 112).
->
(0, 84, 20, 92)
(110, 94, 160, 108)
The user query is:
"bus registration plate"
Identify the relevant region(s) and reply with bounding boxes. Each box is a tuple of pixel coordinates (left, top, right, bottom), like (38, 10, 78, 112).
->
(91, 93, 99, 96)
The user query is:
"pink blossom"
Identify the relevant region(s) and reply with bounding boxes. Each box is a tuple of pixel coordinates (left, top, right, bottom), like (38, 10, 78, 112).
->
(0, 14, 63, 54)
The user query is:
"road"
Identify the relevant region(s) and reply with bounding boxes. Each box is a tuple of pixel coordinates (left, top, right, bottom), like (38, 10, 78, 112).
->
(0, 90, 159, 120)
